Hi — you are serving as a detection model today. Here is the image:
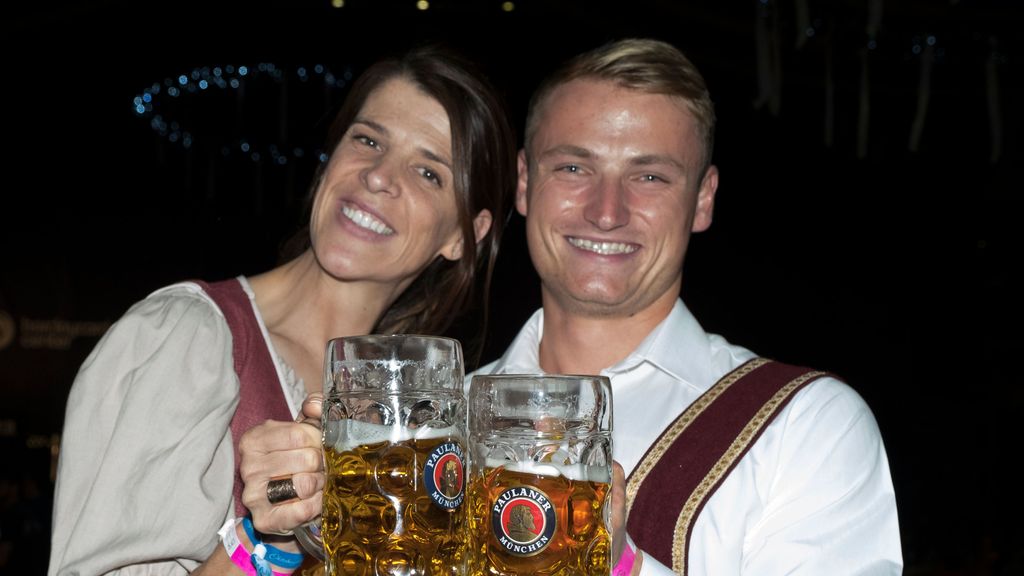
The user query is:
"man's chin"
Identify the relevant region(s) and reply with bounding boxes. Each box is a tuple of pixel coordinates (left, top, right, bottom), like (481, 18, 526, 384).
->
(546, 288, 637, 318)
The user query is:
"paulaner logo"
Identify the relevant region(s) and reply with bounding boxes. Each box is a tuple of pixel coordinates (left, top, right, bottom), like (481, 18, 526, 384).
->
(423, 441, 465, 510)
(491, 486, 557, 556)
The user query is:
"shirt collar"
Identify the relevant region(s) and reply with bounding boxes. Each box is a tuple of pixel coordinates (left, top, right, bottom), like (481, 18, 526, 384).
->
(490, 300, 717, 393)
(606, 300, 717, 393)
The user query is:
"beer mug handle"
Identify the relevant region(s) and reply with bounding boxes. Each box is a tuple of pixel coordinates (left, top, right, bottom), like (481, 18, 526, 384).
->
(294, 410, 326, 559)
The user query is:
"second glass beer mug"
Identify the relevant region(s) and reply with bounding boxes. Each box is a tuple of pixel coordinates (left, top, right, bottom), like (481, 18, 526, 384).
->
(321, 335, 468, 576)
(467, 375, 613, 576)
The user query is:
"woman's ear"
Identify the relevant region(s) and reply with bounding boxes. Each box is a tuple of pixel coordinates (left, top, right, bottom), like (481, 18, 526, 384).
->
(440, 209, 493, 261)
(472, 209, 493, 245)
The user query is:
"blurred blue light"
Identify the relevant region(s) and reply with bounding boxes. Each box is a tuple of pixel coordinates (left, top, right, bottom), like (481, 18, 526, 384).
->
(178, 75, 188, 85)
(142, 93, 152, 103)
(239, 66, 248, 76)
(199, 80, 209, 90)
(241, 142, 250, 152)
(927, 35, 936, 46)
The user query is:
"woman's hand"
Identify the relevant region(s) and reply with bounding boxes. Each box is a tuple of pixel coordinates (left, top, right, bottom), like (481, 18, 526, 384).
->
(239, 394, 325, 538)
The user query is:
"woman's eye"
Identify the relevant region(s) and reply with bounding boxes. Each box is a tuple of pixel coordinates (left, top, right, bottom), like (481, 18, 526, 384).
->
(354, 135, 379, 148)
(421, 167, 443, 187)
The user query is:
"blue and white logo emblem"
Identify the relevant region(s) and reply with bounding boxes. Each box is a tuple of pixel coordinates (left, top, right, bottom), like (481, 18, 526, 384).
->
(423, 441, 465, 510)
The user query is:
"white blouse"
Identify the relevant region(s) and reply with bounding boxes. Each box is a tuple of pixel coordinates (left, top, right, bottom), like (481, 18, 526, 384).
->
(48, 278, 303, 576)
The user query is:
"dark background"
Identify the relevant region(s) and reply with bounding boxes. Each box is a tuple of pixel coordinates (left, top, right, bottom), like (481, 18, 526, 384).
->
(2, 0, 1021, 574)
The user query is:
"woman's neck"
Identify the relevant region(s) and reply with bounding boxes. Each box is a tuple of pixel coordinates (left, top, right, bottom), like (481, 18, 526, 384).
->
(247, 250, 401, 391)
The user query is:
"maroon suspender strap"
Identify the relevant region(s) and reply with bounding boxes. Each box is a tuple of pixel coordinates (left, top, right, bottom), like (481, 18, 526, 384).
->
(196, 279, 293, 517)
(624, 358, 826, 574)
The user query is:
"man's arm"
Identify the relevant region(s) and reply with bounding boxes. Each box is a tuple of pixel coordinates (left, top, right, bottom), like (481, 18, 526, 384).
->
(740, 378, 902, 574)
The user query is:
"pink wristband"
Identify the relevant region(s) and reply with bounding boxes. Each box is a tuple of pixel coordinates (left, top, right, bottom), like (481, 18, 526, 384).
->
(229, 542, 260, 576)
(613, 538, 637, 576)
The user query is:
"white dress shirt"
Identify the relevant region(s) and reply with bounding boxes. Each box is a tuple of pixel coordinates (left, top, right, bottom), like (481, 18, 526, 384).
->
(474, 300, 902, 575)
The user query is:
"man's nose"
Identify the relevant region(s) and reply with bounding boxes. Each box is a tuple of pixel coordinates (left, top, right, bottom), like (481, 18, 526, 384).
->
(583, 178, 629, 230)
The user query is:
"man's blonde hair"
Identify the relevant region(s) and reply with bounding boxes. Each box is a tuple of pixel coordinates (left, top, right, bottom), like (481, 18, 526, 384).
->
(525, 38, 716, 175)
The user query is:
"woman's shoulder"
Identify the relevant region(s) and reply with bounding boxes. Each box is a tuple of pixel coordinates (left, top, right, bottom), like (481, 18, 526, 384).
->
(73, 280, 240, 399)
(88, 280, 234, 363)
(118, 279, 238, 327)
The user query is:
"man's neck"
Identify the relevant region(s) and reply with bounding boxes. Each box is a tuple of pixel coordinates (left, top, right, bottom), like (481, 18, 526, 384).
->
(537, 296, 676, 375)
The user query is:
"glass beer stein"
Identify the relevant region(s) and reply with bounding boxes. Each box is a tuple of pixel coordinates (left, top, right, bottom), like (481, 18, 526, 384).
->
(320, 335, 468, 576)
(466, 375, 613, 576)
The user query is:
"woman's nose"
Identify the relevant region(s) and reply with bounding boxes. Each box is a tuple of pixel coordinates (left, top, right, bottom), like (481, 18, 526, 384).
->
(362, 156, 399, 196)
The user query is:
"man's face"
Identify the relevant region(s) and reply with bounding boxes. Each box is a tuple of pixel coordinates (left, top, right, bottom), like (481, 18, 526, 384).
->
(517, 78, 718, 320)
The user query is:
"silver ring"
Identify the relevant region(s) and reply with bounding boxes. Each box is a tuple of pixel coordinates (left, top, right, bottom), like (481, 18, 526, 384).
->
(267, 477, 299, 505)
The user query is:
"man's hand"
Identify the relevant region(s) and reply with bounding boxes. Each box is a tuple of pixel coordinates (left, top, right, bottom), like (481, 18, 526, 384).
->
(611, 461, 628, 564)
(611, 461, 643, 575)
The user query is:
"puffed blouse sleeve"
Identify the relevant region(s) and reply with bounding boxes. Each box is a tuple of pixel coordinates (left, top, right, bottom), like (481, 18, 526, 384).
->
(49, 283, 239, 576)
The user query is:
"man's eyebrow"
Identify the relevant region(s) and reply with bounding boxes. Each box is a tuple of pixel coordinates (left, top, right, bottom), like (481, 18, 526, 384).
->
(631, 154, 686, 171)
(538, 145, 593, 160)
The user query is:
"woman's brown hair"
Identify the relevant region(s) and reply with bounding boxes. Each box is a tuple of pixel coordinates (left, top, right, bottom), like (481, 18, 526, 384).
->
(284, 45, 516, 352)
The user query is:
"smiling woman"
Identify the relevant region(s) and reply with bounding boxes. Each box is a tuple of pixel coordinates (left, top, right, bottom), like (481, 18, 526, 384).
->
(47, 45, 517, 576)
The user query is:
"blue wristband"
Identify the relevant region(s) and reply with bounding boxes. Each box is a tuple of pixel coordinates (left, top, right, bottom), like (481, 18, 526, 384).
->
(240, 517, 304, 569)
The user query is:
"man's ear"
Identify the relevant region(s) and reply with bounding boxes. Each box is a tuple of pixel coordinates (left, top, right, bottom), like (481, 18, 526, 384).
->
(515, 149, 529, 217)
(691, 165, 718, 233)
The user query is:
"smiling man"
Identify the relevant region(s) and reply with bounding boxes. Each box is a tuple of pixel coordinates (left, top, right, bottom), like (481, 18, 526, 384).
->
(477, 39, 902, 575)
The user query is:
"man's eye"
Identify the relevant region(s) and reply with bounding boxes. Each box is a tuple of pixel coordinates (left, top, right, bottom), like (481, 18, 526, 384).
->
(558, 164, 580, 173)
(641, 174, 667, 183)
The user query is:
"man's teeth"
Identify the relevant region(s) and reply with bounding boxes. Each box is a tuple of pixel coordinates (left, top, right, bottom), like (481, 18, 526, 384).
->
(568, 237, 637, 255)
(342, 205, 394, 235)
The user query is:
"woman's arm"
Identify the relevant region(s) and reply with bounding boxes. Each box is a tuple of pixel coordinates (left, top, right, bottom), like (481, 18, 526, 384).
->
(49, 285, 239, 576)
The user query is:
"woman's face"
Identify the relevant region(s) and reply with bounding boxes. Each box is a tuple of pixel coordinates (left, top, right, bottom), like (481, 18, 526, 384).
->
(309, 76, 465, 291)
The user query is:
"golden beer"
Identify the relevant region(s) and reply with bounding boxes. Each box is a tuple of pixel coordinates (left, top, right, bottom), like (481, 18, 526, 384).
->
(323, 424, 467, 576)
(467, 464, 611, 576)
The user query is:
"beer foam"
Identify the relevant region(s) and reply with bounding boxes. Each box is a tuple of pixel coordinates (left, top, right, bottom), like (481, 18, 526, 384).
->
(486, 459, 611, 483)
(328, 419, 459, 450)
